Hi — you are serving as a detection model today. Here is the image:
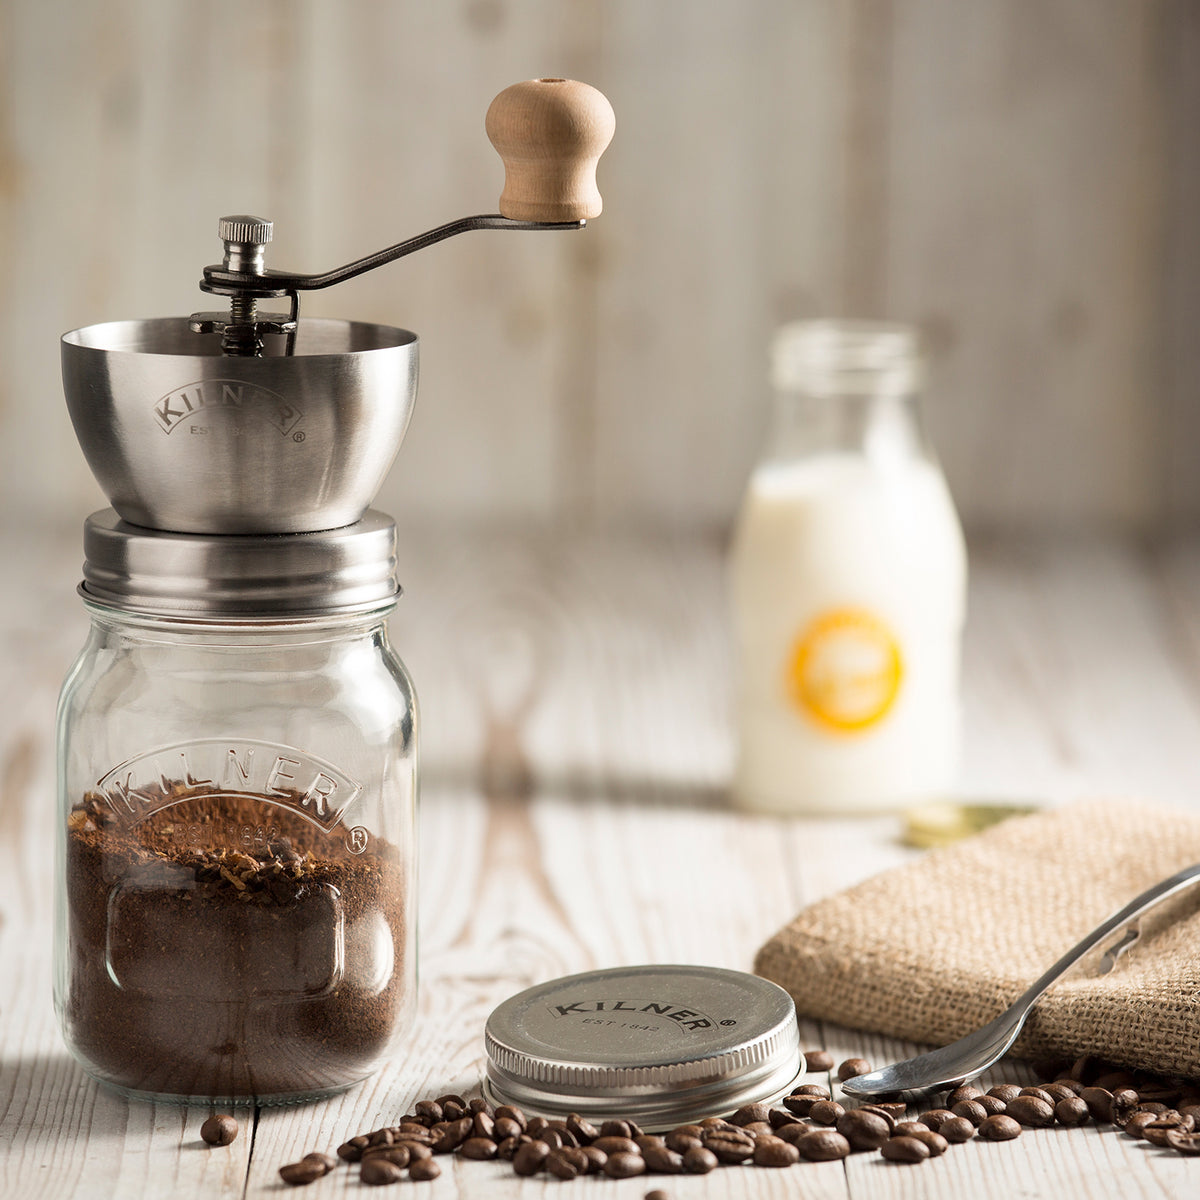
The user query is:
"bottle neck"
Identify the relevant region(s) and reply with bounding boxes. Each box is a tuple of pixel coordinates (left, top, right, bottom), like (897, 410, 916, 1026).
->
(764, 388, 932, 469)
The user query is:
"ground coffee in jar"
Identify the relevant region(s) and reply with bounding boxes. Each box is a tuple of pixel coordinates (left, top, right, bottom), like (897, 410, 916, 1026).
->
(63, 782, 407, 1101)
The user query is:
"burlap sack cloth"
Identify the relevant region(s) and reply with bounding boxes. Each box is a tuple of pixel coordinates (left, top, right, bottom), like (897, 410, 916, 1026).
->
(755, 800, 1200, 1079)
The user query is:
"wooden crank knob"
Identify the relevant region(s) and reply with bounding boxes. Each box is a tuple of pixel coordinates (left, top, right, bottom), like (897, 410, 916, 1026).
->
(486, 78, 615, 222)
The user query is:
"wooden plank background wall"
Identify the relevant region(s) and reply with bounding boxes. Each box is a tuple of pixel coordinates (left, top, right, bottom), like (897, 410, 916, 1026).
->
(0, 0, 1196, 534)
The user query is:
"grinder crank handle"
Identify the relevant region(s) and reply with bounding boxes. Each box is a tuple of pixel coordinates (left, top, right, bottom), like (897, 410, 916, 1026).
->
(199, 79, 615, 300)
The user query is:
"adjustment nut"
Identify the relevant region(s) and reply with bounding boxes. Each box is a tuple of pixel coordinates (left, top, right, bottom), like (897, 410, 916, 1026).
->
(217, 214, 273, 246)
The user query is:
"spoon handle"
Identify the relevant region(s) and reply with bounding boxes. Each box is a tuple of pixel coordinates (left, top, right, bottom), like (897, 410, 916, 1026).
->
(1010, 860, 1200, 1017)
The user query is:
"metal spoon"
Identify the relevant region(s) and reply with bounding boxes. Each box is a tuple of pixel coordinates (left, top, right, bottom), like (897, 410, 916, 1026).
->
(841, 861, 1200, 1101)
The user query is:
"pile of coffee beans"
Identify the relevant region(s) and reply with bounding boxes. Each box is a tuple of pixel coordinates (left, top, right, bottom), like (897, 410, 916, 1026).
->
(267, 1051, 1200, 1186)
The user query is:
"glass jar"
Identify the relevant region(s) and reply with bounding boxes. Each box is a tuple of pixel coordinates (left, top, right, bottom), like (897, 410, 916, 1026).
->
(730, 321, 967, 814)
(53, 511, 417, 1104)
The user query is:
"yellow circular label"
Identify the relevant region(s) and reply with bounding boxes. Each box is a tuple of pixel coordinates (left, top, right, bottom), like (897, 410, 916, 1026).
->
(788, 608, 903, 733)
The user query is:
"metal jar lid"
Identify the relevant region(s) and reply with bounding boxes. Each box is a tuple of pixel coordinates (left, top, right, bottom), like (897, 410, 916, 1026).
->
(80, 508, 400, 618)
(483, 964, 805, 1129)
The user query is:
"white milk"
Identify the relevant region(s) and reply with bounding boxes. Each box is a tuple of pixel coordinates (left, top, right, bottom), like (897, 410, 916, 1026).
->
(730, 395, 966, 814)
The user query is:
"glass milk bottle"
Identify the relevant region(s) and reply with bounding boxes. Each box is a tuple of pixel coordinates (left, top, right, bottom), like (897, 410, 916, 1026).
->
(730, 321, 966, 813)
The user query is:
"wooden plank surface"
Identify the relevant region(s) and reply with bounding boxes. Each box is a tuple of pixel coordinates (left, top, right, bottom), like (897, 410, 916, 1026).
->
(4, 527, 1200, 1197)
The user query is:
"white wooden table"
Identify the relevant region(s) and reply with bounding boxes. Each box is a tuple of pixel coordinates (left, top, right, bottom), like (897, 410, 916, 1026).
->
(5, 525, 1200, 1199)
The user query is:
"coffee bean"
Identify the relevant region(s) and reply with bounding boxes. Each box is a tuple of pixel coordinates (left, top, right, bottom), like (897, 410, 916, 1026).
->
(976, 1095, 1008, 1116)
(362, 1146, 410, 1168)
(946, 1084, 983, 1106)
(1167, 1127, 1200, 1155)
(730, 1102, 772, 1126)
(494, 1117, 523, 1141)
(436, 1093, 467, 1110)
(359, 1158, 404, 1186)
(1138, 1101, 1169, 1116)
(939, 1117, 976, 1144)
(1138, 1080, 1185, 1105)
(582, 1146, 608, 1174)
(1143, 1114, 1194, 1147)
(918, 1109, 954, 1130)
(409, 1158, 441, 1181)
(837, 1058, 872, 1081)
(1055, 1097, 1090, 1127)
(753, 1136, 800, 1167)
(567, 1114, 599, 1143)
(513, 1140, 550, 1176)
(880, 1136, 929, 1163)
(546, 1148, 585, 1179)
(743, 1121, 775, 1139)
(645, 1191, 670, 1200)
(682, 1145, 718, 1174)
(300, 1152, 337, 1173)
(1006, 1096, 1055, 1128)
(459, 1137, 498, 1160)
(795, 1129, 851, 1162)
(988, 1084, 1022, 1103)
(338, 1135, 370, 1162)
(414, 1100, 443, 1124)
(703, 1130, 755, 1164)
(536, 1129, 564, 1151)
(635, 1135, 664, 1153)
(496, 1105, 527, 1130)
(496, 1136, 523, 1160)
(399, 1142, 432, 1162)
(601, 1119, 634, 1139)
(468, 1097, 492, 1116)
(593, 1135, 640, 1156)
(279, 1161, 325, 1186)
(836, 1109, 890, 1151)
(1019, 1087, 1055, 1106)
(1066, 1055, 1096, 1083)
(433, 1116, 472, 1152)
(200, 1115, 238, 1147)
(643, 1145, 684, 1174)
(665, 1126, 704, 1153)
(978, 1115, 1022, 1141)
(792, 1084, 832, 1098)
(805, 1049, 835, 1072)
(782, 1094, 820, 1117)
(905, 1128, 948, 1157)
(604, 1151, 646, 1178)
(1112, 1088, 1142, 1127)
(772, 1123, 811, 1152)
(1124, 1111, 1160, 1139)
(808, 1099, 845, 1126)
(894, 1121, 929, 1136)
(527, 1117, 550, 1138)
(951, 1100, 988, 1126)
(1042, 1082, 1079, 1104)
(472, 1112, 495, 1140)
(1031, 1058, 1071, 1082)
(1053, 1076, 1086, 1095)
(768, 1107, 802, 1130)
(855, 1105, 896, 1134)
(698, 1117, 734, 1130)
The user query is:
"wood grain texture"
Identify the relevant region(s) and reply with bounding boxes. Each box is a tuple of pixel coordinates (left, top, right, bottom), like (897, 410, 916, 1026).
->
(1, 1, 1196, 534)
(4, 526, 1200, 1196)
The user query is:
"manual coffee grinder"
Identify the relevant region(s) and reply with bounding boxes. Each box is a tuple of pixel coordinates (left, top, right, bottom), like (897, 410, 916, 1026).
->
(52, 79, 614, 1105)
